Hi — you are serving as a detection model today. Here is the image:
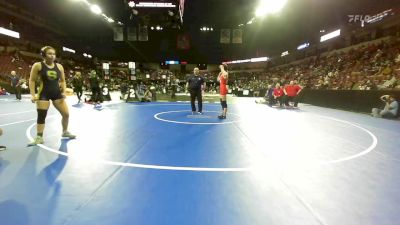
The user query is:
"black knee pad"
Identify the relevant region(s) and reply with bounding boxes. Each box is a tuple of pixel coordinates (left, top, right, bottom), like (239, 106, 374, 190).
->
(222, 101, 227, 109)
(37, 109, 48, 124)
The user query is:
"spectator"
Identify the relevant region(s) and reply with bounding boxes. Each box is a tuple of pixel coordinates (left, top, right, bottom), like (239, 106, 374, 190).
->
(273, 83, 284, 107)
(283, 80, 302, 108)
(149, 83, 156, 101)
(372, 95, 399, 118)
(120, 82, 128, 100)
(9, 70, 21, 100)
(266, 84, 275, 107)
(89, 70, 102, 107)
(141, 86, 152, 102)
(72, 71, 84, 103)
(0, 86, 7, 95)
(378, 74, 396, 89)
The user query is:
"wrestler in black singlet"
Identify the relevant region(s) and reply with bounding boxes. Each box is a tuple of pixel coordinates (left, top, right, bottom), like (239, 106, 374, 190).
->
(37, 62, 63, 101)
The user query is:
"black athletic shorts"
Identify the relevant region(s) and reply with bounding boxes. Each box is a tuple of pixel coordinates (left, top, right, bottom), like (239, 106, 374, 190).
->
(38, 88, 63, 101)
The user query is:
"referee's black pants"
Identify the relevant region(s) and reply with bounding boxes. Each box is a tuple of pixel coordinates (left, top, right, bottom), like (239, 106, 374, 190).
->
(190, 89, 202, 112)
(13, 86, 21, 100)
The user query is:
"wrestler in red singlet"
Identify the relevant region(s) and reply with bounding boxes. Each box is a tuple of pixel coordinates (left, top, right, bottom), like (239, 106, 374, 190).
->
(219, 72, 228, 96)
(218, 63, 229, 119)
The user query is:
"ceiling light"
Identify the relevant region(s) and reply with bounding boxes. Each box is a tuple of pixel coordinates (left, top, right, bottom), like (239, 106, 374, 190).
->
(90, 4, 102, 14)
(255, 0, 287, 17)
(128, 1, 135, 8)
(0, 27, 20, 39)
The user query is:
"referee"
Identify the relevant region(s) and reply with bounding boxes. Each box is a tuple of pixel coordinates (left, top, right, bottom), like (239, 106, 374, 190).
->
(186, 67, 205, 115)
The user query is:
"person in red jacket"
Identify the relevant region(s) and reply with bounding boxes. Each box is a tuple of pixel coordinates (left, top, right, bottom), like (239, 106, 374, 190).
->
(273, 83, 284, 107)
(284, 80, 302, 108)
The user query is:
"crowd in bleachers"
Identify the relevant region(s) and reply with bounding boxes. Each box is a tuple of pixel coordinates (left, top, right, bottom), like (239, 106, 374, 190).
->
(229, 36, 400, 92)
(2, 31, 400, 99)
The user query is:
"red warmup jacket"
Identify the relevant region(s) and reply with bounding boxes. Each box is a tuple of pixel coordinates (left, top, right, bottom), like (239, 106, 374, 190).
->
(273, 88, 284, 97)
(284, 85, 302, 97)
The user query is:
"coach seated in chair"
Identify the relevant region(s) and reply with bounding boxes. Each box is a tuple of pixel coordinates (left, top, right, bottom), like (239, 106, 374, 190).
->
(140, 87, 152, 102)
(372, 95, 399, 119)
(120, 82, 128, 100)
(255, 85, 274, 106)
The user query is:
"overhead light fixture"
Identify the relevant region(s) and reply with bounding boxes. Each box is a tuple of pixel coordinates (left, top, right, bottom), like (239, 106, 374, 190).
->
(107, 18, 114, 23)
(83, 53, 88, 57)
(62, 47, 76, 54)
(250, 57, 269, 62)
(255, 0, 287, 17)
(128, 1, 135, 8)
(297, 42, 310, 50)
(151, 26, 154, 30)
(226, 59, 251, 64)
(320, 29, 341, 42)
(281, 51, 289, 57)
(255, 6, 268, 17)
(90, 4, 102, 14)
(166, 60, 180, 65)
(0, 27, 20, 39)
(71, 0, 89, 5)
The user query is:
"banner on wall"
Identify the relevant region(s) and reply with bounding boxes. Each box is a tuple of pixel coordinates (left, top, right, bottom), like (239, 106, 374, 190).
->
(127, 27, 137, 41)
(138, 26, 148, 41)
(232, 29, 243, 44)
(220, 29, 231, 44)
(113, 26, 124, 41)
